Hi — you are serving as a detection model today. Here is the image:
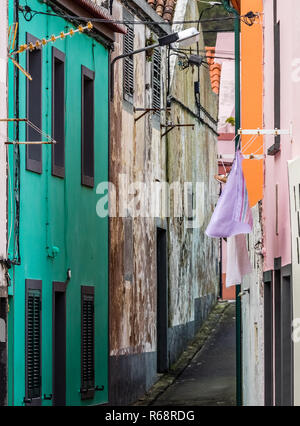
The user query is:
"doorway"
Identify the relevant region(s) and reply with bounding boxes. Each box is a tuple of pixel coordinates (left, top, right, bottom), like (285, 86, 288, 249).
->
(281, 272, 293, 406)
(264, 273, 273, 406)
(274, 269, 281, 406)
(156, 228, 168, 373)
(52, 282, 67, 406)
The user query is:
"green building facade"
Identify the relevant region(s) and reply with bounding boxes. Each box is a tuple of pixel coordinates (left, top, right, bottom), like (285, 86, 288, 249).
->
(7, 0, 121, 406)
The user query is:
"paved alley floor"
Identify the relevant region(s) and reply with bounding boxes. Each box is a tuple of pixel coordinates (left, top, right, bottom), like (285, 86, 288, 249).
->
(135, 302, 236, 407)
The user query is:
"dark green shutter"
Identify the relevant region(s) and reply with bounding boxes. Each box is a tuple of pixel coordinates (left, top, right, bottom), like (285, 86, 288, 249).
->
(123, 10, 134, 102)
(25, 280, 42, 404)
(152, 48, 161, 115)
(81, 286, 95, 400)
(26, 33, 42, 173)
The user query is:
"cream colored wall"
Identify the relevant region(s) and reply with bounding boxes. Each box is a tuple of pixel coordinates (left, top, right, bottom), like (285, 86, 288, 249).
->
(110, 1, 168, 356)
(167, 0, 219, 328)
(241, 204, 264, 406)
(288, 158, 300, 406)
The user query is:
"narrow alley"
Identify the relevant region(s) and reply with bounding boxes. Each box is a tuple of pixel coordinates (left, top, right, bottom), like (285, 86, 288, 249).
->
(135, 302, 236, 407)
(1, 0, 300, 410)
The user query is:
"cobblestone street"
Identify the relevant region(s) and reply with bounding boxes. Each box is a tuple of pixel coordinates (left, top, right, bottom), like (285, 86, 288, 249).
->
(135, 302, 236, 407)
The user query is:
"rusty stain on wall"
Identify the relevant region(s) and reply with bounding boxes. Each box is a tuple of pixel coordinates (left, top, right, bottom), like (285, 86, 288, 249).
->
(167, 0, 219, 329)
(110, 1, 168, 357)
(109, 0, 220, 403)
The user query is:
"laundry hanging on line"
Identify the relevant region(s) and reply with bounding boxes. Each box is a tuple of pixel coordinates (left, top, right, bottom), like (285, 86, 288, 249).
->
(206, 150, 253, 238)
(225, 234, 252, 287)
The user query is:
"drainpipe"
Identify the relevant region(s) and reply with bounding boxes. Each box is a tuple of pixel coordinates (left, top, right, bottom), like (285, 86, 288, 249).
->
(222, 0, 242, 406)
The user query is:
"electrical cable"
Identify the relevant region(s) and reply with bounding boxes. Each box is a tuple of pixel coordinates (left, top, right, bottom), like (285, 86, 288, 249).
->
(18, 5, 257, 26)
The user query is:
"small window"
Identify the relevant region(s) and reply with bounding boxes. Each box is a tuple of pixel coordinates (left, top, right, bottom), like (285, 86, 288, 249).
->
(81, 66, 95, 187)
(25, 279, 42, 405)
(81, 286, 95, 400)
(26, 33, 42, 174)
(185, 183, 194, 221)
(52, 48, 65, 178)
(123, 10, 134, 102)
(152, 48, 161, 115)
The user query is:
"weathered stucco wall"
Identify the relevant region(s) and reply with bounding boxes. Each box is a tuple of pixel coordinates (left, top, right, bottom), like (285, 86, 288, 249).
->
(167, 0, 219, 363)
(241, 204, 264, 406)
(109, 0, 220, 404)
(109, 0, 169, 404)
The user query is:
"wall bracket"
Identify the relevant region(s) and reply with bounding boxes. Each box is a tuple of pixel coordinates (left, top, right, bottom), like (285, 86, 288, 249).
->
(134, 107, 171, 122)
(161, 123, 195, 137)
(238, 122, 293, 137)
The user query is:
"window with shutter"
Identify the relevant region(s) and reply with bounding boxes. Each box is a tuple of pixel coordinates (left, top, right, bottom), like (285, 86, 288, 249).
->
(123, 10, 134, 102)
(81, 286, 95, 400)
(52, 47, 65, 178)
(81, 66, 95, 188)
(25, 279, 42, 405)
(152, 48, 161, 115)
(26, 33, 42, 173)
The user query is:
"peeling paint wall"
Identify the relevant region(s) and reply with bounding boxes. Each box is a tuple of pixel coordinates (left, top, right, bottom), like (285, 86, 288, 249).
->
(109, 0, 168, 404)
(109, 0, 219, 404)
(167, 0, 219, 364)
(241, 203, 264, 406)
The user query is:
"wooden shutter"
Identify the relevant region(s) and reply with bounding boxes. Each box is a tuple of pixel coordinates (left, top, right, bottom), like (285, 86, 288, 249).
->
(81, 66, 95, 188)
(152, 48, 161, 115)
(52, 47, 65, 178)
(123, 10, 134, 102)
(25, 279, 42, 405)
(81, 286, 95, 400)
(26, 33, 42, 173)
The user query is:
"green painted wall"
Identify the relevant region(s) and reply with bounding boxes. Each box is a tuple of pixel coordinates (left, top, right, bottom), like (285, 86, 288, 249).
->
(8, 0, 108, 406)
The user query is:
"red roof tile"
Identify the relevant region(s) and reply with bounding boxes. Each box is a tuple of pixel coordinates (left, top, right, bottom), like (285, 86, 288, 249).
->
(205, 46, 222, 94)
(146, 0, 177, 22)
(230, 0, 240, 13)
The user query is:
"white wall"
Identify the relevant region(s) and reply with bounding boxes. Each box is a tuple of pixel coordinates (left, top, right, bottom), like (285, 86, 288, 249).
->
(0, 2, 7, 296)
(242, 204, 264, 406)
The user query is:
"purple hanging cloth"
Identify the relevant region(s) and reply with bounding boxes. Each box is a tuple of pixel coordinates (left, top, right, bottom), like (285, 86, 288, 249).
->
(206, 150, 253, 238)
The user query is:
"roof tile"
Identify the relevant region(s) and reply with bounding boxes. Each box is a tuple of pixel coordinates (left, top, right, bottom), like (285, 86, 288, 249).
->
(146, 0, 177, 22)
(205, 47, 222, 94)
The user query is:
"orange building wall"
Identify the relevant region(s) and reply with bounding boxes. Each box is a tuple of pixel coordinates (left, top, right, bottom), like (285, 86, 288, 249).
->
(240, 0, 264, 207)
(222, 274, 236, 300)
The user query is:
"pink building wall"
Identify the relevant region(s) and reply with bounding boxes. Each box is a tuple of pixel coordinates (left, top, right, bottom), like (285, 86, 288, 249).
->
(263, 0, 300, 271)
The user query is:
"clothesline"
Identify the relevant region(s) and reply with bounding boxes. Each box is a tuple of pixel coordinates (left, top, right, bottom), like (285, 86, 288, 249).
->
(0, 120, 56, 145)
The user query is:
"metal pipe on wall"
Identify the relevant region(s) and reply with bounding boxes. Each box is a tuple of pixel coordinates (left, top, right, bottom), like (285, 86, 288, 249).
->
(222, 0, 242, 407)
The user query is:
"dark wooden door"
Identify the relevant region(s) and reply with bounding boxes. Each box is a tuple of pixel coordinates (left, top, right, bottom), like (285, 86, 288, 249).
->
(157, 228, 168, 373)
(53, 282, 67, 406)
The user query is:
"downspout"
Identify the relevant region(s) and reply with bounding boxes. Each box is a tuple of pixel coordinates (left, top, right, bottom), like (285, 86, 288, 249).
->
(13, 0, 21, 266)
(222, 0, 242, 407)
